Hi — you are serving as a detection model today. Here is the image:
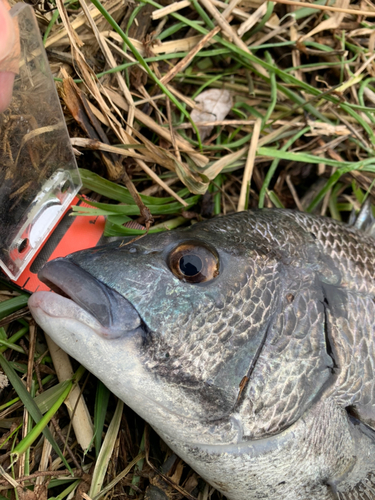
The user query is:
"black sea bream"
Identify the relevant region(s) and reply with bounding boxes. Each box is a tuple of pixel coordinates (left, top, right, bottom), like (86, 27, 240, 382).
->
(29, 209, 375, 500)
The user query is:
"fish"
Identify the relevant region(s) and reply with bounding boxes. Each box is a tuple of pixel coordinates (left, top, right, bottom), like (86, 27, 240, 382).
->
(28, 208, 375, 500)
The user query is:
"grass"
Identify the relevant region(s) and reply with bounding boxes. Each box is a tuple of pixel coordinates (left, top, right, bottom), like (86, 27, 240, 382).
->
(1, 0, 375, 497)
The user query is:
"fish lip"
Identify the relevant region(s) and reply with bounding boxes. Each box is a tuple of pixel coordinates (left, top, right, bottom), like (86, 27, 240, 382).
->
(28, 291, 107, 337)
(36, 258, 143, 339)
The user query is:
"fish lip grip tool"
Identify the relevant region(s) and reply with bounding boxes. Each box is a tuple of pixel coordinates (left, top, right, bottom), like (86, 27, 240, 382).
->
(0, 3, 82, 281)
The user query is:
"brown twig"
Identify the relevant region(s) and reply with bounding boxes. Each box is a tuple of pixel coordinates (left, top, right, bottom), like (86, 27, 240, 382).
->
(121, 165, 154, 229)
(198, 0, 268, 77)
(0, 469, 83, 486)
(160, 26, 221, 85)
(0, 308, 30, 328)
(50, 417, 82, 471)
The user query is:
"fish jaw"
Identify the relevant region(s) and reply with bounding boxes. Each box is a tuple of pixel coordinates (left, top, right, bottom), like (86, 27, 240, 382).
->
(28, 290, 148, 406)
(36, 258, 142, 339)
(29, 291, 113, 338)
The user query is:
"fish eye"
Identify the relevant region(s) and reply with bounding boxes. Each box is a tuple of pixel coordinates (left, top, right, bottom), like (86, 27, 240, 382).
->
(168, 241, 219, 283)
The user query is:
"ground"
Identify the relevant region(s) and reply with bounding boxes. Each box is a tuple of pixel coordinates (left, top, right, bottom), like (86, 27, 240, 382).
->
(0, 0, 375, 498)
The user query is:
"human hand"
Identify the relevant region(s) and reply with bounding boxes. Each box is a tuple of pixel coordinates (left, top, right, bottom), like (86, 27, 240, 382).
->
(0, 0, 17, 112)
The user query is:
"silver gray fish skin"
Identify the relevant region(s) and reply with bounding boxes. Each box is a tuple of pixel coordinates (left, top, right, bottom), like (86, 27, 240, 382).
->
(28, 209, 375, 500)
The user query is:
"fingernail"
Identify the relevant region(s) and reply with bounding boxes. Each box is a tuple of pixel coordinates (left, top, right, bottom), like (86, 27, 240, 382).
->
(0, 71, 15, 112)
(0, 1, 15, 62)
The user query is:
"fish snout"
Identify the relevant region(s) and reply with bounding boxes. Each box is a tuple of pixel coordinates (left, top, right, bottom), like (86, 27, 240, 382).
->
(35, 258, 142, 339)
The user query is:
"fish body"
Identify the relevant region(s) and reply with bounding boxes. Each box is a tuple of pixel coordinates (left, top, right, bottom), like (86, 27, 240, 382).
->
(28, 209, 375, 500)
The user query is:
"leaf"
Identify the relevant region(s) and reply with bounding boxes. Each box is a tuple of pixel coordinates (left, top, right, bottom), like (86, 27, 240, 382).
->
(34, 380, 72, 414)
(203, 146, 248, 180)
(131, 128, 180, 173)
(174, 160, 210, 194)
(190, 89, 233, 140)
(299, 0, 350, 41)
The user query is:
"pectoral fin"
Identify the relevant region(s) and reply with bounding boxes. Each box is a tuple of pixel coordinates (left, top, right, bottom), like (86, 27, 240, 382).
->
(349, 198, 375, 237)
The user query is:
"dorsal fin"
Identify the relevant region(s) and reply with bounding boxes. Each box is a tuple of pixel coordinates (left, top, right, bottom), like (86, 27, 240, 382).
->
(349, 198, 375, 237)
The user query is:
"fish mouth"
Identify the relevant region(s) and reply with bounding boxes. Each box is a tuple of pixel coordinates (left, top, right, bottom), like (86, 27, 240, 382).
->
(30, 258, 142, 339)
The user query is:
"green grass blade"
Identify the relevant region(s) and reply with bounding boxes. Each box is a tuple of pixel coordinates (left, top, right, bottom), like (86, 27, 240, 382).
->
(79, 169, 189, 205)
(89, 399, 123, 498)
(258, 127, 310, 207)
(34, 380, 72, 414)
(0, 326, 29, 354)
(94, 381, 110, 458)
(306, 170, 343, 213)
(48, 479, 81, 500)
(247, 1, 274, 37)
(72, 196, 200, 216)
(267, 190, 285, 208)
(340, 103, 375, 147)
(11, 381, 72, 459)
(104, 215, 186, 236)
(0, 295, 29, 321)
(0, 354, 72, 473)
(257, 147, 375, 169)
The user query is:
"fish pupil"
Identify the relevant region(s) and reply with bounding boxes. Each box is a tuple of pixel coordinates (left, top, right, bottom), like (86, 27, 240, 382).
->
(179, 255, 202, 276)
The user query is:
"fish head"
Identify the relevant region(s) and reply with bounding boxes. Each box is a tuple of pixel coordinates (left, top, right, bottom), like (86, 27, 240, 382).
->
(28, 211, 330, 446)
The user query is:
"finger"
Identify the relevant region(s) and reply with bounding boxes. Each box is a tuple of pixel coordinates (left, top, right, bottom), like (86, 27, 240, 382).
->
(0, 71, 15, 112)
(0, 0, 19, 112)
(0, 0, 15, 62)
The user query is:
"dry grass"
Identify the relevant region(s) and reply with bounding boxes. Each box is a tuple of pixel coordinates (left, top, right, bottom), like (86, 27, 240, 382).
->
(1, 0, 375, 498)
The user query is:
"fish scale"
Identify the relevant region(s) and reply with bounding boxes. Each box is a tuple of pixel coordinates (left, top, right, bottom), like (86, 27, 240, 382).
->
(327, 292, 375, 411)
(239, 284, 330, 439)
(289, 212, 375, 292)
(28, 208, 375, 499)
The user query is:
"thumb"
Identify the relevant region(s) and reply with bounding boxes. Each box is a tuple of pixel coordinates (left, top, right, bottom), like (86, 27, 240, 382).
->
(0, 0, 17, 112)
(0, 71, 15, 112)
(0, 0, 15, 63)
